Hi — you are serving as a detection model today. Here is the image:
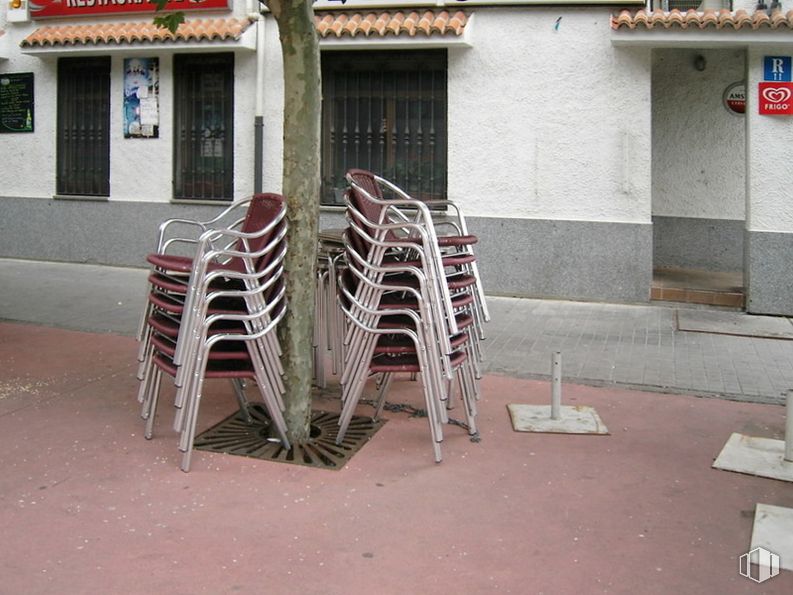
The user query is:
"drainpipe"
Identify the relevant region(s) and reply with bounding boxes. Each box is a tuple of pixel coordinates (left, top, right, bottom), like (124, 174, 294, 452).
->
(250, 0, 266, 194)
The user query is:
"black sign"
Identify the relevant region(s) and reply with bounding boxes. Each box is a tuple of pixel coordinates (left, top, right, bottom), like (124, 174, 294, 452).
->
(0, 73, 34, 133)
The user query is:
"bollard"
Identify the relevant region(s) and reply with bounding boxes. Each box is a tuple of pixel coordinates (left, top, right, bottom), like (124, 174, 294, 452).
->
(786, 390, 793, 463)
(551, 352, 562, 420)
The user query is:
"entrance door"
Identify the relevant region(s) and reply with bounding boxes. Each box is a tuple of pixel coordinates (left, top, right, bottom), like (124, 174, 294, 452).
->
(56, 57, 111, 197)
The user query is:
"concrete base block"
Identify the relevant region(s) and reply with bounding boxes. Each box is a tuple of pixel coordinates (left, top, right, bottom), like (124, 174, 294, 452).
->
(506, 404, 609, 435)
(751, 503, 793, 572)
(712, 432, 793, 482)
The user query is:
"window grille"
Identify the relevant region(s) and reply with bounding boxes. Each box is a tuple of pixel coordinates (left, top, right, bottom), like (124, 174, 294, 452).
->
(654, 0, 732, 9)
(173, 53, 234, 201)
(321, 50, 448, 206)
(56, 57, 111, 197)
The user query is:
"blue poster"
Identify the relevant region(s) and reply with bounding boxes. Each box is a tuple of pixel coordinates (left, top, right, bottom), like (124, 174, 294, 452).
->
(123, 57, 159, 138)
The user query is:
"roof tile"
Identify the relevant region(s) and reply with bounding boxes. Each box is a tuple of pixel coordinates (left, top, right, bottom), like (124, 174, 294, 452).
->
(315, 10, 468, 39)
(612, 8, 793, 31)
(21, 17, 253, 48)
(21, 9, 467, 49)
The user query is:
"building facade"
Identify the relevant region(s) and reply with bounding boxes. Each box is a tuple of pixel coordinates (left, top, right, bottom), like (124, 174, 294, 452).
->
(1, 0, 792, 314)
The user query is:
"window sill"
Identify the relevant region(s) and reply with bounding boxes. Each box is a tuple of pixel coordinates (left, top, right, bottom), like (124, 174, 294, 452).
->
(170, 199, 234, 206)
(320, 204, 346, 213)
(53, 195, 109, 202)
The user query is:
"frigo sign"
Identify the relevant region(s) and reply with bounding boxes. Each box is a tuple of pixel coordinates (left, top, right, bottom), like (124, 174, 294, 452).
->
(29, 0, 230, 19)
(758, 82, 793, 116)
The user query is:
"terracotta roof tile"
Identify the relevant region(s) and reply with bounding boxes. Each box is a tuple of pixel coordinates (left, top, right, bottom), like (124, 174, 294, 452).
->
(315, 10, 468, 39)
(611, 8, 793, 31)
(21, 18, 253, 48)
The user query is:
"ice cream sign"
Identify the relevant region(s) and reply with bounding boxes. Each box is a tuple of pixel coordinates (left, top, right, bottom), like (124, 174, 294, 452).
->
(759, 56, 793, 116)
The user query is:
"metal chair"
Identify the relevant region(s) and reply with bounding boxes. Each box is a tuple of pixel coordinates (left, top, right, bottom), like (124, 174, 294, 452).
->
(135, 194, 289, 471)
(346, 168, 489, 329)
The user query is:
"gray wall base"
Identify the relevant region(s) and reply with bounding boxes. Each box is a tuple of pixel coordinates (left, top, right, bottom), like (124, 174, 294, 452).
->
(1, 198, 652, 304)
(653, 215, 744, 272)
(468, 217, 652, 303)
(0, 197, 226, 267)
(745, 229, 793, 316)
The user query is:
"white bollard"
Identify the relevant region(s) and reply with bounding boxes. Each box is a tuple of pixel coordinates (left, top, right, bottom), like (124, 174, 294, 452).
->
(785, 390, 793, 463)
(551, 352, 562, 420)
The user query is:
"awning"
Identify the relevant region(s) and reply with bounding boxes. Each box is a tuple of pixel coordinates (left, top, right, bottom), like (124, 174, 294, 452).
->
(20, 17, 256, 56)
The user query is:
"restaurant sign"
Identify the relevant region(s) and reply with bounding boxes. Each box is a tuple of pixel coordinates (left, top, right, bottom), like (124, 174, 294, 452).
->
(29, 0, 230, 19)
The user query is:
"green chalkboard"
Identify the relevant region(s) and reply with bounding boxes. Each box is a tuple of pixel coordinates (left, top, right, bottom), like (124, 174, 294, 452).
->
(0, 73, 34, 133)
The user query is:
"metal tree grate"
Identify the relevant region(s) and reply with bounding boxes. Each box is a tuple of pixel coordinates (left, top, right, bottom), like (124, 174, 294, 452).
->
(193, 403, 384, 470)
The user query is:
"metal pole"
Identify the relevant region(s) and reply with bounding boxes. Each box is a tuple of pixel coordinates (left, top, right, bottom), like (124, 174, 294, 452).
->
(785, 390, 793, 462)
(551, 352, 562, 420)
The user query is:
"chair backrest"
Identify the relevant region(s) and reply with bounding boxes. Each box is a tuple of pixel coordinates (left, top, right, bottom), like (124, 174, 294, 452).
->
(228, 193, 286, 274)
(346, 168, 383, 201)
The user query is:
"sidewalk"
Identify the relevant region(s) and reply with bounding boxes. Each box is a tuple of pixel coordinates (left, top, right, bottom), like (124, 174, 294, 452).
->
(2, 258, 792, 405)
(0, 258, 791, 593)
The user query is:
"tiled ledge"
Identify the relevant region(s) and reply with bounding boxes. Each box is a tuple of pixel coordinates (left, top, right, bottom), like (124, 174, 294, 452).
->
(651, 286, 745, 308)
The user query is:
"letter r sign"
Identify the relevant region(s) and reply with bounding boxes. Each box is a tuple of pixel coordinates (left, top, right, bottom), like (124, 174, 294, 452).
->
(764, 56, 792, 82)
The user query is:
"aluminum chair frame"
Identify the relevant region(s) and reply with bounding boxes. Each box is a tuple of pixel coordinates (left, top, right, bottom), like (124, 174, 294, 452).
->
(139, 269, 289, 472)
(346, 171, 490, 331)
(337, 277, 479, 462)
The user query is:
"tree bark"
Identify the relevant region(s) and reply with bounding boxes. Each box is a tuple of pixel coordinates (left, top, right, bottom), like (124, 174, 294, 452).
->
(267, 0, 321, 444)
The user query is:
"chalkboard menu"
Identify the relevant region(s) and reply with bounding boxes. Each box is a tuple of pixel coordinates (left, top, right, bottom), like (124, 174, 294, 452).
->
(0, 73, 34, 133)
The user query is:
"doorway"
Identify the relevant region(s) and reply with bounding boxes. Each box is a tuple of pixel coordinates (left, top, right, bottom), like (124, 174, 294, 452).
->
(650, 48, 746, 309)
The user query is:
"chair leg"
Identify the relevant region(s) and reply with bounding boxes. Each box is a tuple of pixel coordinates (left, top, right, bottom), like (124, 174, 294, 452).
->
(144, 368, 163, 440)
(230, 379, 253, 424)
(373, 372, 394, 421)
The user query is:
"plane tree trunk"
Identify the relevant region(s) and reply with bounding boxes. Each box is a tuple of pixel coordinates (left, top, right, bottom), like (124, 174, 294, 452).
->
(267, 0, 321, 444)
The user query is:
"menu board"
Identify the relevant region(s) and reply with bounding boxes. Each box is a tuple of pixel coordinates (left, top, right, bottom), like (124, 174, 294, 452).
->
(0, 73, 34, 134)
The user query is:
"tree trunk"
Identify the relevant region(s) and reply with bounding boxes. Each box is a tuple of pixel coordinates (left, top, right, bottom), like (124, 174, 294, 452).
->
(268, 0, 321, 444)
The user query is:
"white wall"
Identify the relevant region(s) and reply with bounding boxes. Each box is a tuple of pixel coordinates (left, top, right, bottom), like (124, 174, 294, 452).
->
(0, 34, 58, 199)
(447, 8, 652, 223)
(0, 0, 260, 203)
(652, 48, 745, 220)
(261, 15, 285, 195)
(746, 45, 793, 234)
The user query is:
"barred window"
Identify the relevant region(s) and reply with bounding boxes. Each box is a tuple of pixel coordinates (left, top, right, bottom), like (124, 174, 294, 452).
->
(321, 50, 448, 206)
(173, 53, 234, 201)
(57, 57, 111, 197)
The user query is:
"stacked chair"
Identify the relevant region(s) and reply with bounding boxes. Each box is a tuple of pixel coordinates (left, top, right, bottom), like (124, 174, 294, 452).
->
(136, 194, 290, 472)
(346, 168, 490, 343)
(335, 170, 489, 462)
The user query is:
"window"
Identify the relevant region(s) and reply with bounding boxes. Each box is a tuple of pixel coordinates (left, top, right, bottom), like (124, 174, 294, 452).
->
(655, 0, 732, 9)
(321, 50, 448, 206)
(57, 57, 111, 197)
(173, 53, 234, 201)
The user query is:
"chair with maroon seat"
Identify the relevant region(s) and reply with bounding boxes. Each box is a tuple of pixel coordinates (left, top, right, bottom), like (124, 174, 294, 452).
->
(345, 168, 489, 331)
(139, 264, 289, 472)
(343, 182, 485, 373)
(135, 194, 289, 471)
(136, 193, 286, 375)
(334, 188, 482, 459)
(335, 252, 479, 462)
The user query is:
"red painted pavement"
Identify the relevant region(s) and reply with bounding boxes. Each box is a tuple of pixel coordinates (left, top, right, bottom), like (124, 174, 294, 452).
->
(0, 322, 791, 594)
